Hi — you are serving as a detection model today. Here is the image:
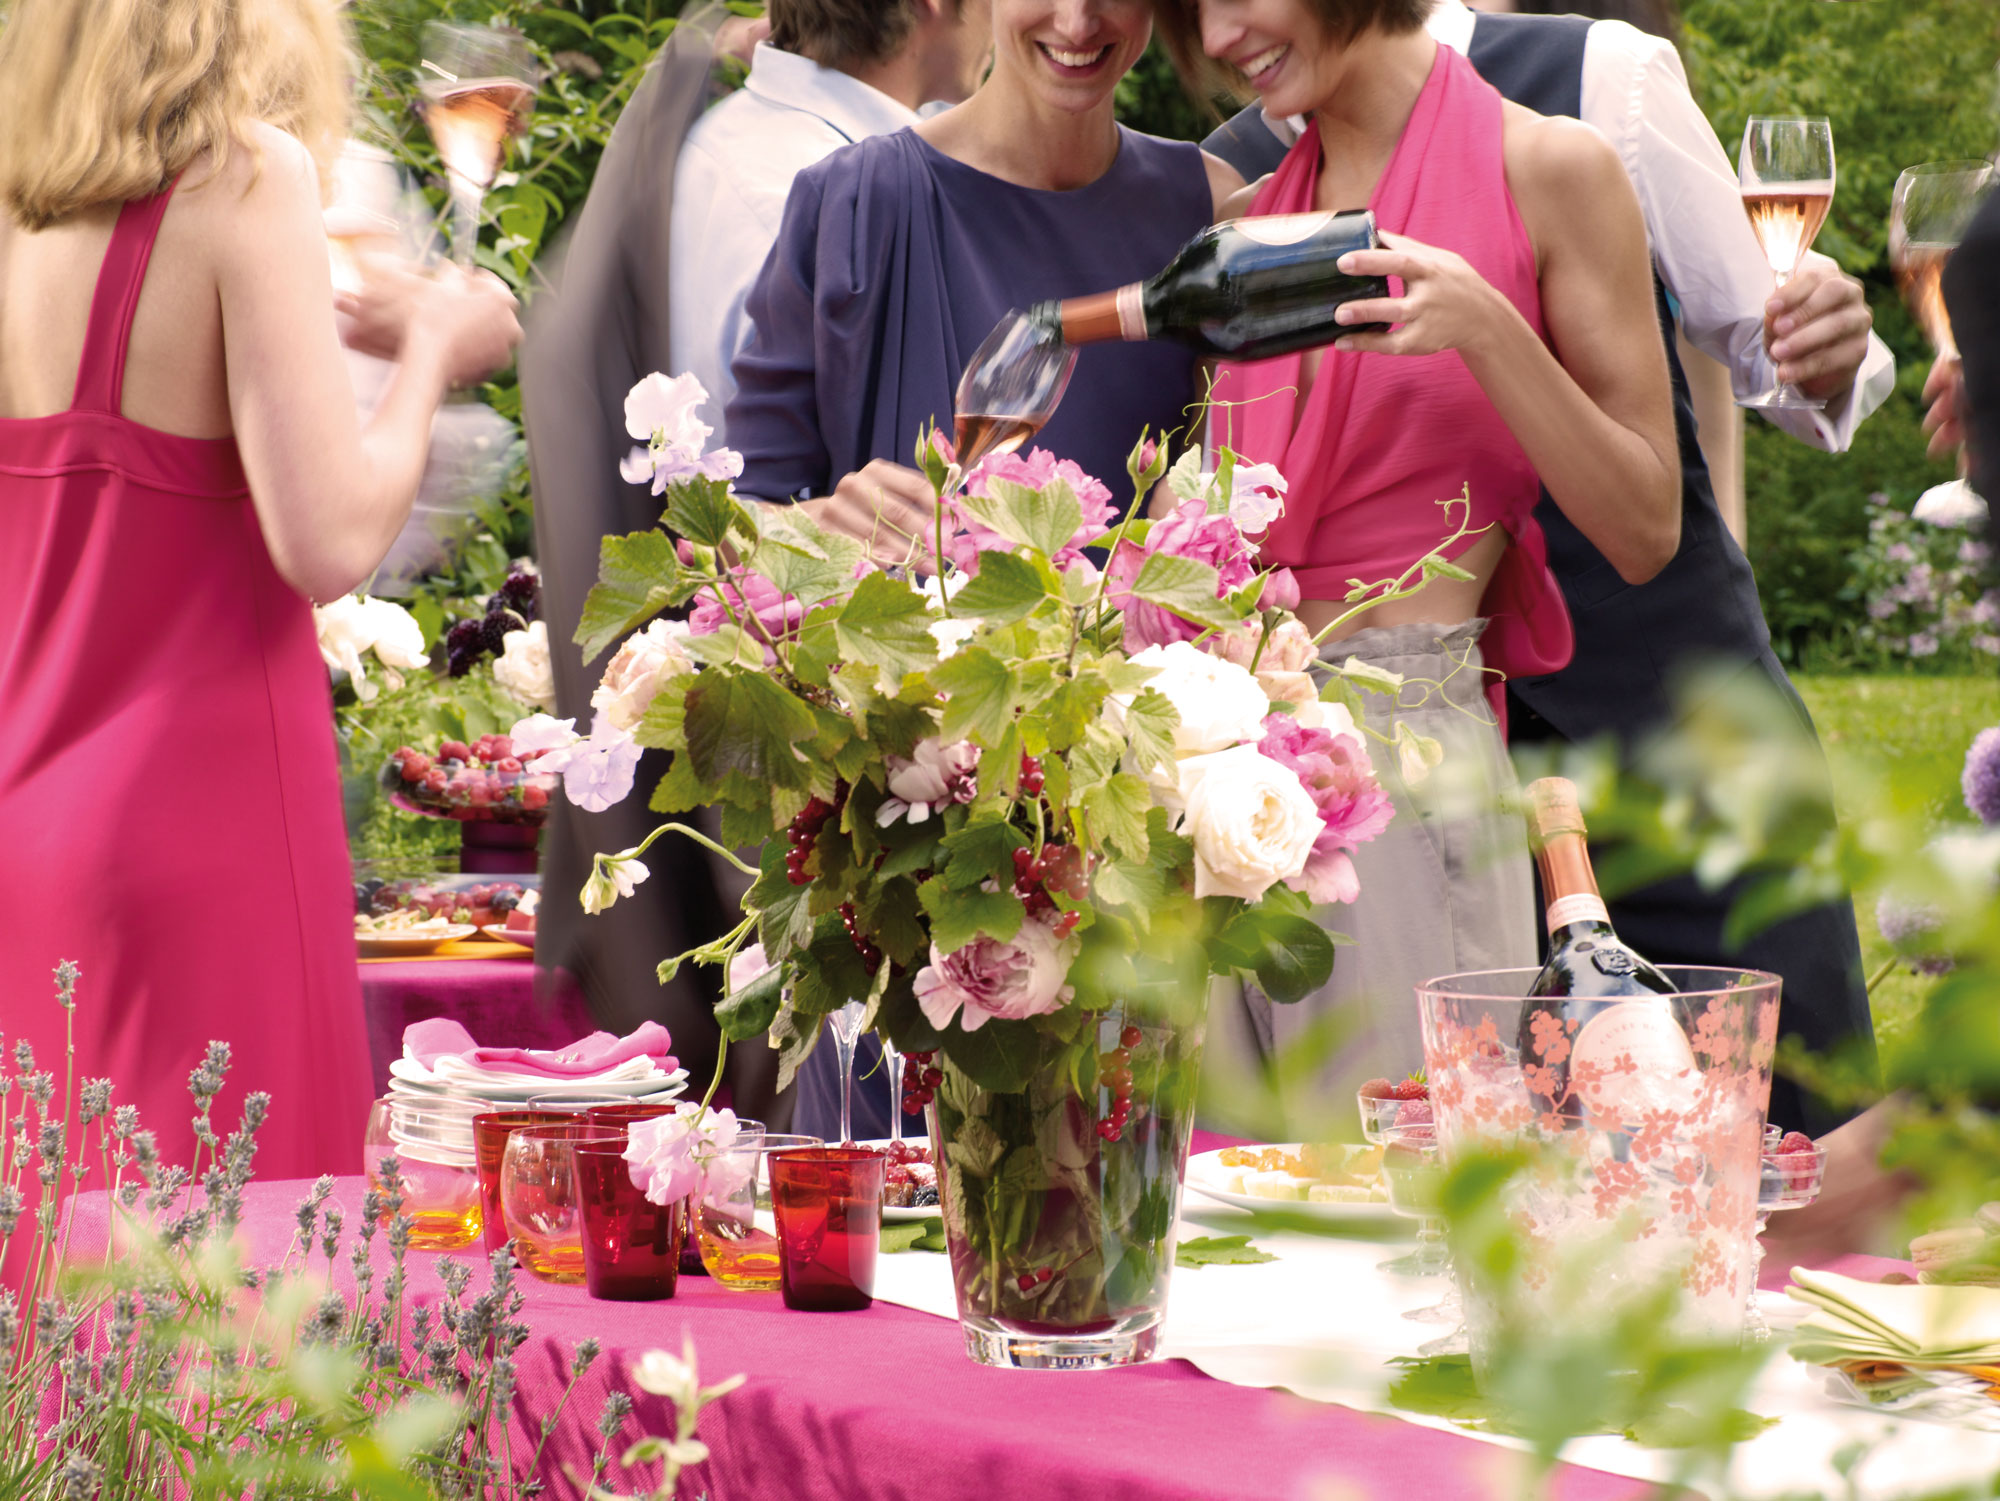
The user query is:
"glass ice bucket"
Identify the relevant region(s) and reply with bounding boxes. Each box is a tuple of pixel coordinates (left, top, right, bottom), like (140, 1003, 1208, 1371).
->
(1417, 967, 1781, 1372)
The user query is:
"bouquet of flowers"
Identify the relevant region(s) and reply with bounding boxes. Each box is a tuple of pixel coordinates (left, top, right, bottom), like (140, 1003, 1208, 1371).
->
(540, 372, 1458, 1365)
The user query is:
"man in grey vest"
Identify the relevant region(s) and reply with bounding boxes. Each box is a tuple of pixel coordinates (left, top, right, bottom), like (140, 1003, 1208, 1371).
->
(1202, 0, 1892, 1134)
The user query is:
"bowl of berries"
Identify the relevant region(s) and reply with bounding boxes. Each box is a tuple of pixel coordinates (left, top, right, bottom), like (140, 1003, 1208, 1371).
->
(381, 733, 557, 827)
(355, 864, 538, 942)
(1357, 1073, 1432, 1145)
(858, 1139, 940, 1220)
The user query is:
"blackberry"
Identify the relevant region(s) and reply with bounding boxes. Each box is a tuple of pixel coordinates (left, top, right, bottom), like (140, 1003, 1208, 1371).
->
(479, 611, 514, 658)
(493, 569, 540, 619)
(444, 618, 485, 677)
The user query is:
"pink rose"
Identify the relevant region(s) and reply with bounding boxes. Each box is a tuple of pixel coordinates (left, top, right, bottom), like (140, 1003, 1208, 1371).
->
(945, 448, 1117, 576)
(1105, 498, 1257, 653)
(689, 572, 805, 663)
(1257, 713, 1395, 903)
(914, 914, 1079, 1033)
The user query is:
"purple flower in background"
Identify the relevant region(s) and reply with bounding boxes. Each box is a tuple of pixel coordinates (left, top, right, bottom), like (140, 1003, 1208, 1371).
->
(1972, 593, 2000, 627)
(1976, 634, 2000, 657)
(1867, 597, 1898, 621)
(1886, 542, 1917, 565)
(1964, 727, 2000, 826)
(1962, 540, 1993, 567)
(1875, 893, 1955, 976)
(1908, 632, 1940, 658)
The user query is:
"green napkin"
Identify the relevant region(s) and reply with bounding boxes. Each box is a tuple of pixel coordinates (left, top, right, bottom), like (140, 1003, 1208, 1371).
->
(1788, 1267, 2000, 1366)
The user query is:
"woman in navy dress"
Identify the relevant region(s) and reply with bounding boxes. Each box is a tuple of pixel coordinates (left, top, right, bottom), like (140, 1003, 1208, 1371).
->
(724, 1, 1242, 1137)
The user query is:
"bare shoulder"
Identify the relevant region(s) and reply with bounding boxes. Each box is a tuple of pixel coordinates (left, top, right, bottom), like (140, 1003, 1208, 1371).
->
(1218, 174, 1267, 223)
(177, 123, 322, 242)
(1498, 102, 1641, 264)
(1202, 150, 1246, 221)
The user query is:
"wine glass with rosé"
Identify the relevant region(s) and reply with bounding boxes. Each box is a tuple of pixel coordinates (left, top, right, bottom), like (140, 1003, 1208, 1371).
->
(1890, 160, 1993, 360)
(1737, 116, 1836, 411)
(952, 308, 1078, 470)
(418, 22, 537, 267)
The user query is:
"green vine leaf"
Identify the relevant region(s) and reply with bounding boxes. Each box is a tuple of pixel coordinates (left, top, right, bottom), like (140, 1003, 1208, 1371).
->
(948, 552, 1054, 624)
(932, 647, 1019, 747)
(835, 572, 939, 681)
(1176, 1235, 1277, 1268)
(1121, 553, 1241, 633)
(574, 532, 692, 663)
(682, 673, 817, 795)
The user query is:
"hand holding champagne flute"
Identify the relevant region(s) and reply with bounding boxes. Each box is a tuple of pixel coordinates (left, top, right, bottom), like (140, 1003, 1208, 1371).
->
(1738, 115, 1836, 411)
(1890, 161, 1994, 360)
(419, 22, 536, 267)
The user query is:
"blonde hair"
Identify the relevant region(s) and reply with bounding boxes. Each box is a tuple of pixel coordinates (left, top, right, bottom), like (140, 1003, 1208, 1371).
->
(0, 0, 351, 230)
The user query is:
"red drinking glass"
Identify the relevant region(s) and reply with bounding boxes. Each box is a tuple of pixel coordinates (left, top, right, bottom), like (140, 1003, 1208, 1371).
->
(472, 1109, 569, 1257)
(771, 1147, 886, 1312)
(574, 1137, 683, 1301)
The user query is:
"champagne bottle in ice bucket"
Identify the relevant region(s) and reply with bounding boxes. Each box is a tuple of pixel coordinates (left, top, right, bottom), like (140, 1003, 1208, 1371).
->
(952, 210, 1392, 470)
(1517, 778, 1699, 1125)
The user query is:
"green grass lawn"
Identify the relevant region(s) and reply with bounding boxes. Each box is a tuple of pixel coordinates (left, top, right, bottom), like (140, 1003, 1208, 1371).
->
(1795, 673, 2000, 1041)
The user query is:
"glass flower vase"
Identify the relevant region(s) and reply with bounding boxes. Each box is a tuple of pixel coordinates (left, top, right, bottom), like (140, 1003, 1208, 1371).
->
(928, 1011, 1202, 1370)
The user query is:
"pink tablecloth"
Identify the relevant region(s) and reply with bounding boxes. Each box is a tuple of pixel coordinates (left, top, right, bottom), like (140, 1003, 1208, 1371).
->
(357, 960, 594, 1094)
(84, 1178, 1650, 1501)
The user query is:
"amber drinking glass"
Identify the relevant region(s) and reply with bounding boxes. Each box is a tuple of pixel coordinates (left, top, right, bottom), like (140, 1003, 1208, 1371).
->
(772, 1148, 886, 1312)
(499, 1123, 623, 1284)
(472, 1109, 569, 1257)
(696, 1132, 819, 1290)
(364, 1096, 483, 1251)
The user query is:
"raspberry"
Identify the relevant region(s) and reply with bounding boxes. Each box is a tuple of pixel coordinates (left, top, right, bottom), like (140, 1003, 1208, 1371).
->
(439, 741, 471, 765)
(1776, 1131, 1814, 1156)
(521, 785, 548, 810)
(1389, 1074, 1429, 1101)
(1357, 1077, 1395, 1100)
(1393, 1099, 1433, 1129)
(493, 756, 523, 775)
(399, 752, 432, 782)
(421, 769, 448, 793)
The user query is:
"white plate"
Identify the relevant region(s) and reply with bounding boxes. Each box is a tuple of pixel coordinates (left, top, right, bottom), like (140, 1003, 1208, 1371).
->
(853, 1138, 942, 1223)
(356, 923, 477, 956)
(1184, 1145, 1397, 1223)
(387, 1063, 689, 1103)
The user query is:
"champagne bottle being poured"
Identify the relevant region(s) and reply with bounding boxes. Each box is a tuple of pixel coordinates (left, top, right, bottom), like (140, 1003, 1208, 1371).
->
(951, 210, 1392, 469)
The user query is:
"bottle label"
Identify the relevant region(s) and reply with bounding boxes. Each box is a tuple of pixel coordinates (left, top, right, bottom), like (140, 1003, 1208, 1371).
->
(1546, 893, 1610, 932)
(1570, 1001, 1699, 1122)
(1232, 211, 1336, 247)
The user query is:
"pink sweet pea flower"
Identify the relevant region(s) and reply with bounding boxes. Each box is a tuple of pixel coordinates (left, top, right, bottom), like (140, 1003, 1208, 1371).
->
(944, 448, 1117, 576)
(1256, 712, 1396, 903)
(1105, 498, 1258, 653)
(689, 573, 806, 663)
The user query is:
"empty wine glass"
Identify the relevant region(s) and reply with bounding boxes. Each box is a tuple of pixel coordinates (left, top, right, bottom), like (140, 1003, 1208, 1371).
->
(828, 1001, 867, 1146)
(1745, 1126, 1827, 1341)
(952, 308, 1078, 470)
(1737, 116, 1836, 411)
(1380, 1122, 1466, 1355)
(418, 22, 536, 267)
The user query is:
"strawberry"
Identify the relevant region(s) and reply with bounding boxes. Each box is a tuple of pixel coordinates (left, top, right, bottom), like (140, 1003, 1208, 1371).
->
(1389, 1074, 1429, 1101)
(1357, 1077, 1395, 1101)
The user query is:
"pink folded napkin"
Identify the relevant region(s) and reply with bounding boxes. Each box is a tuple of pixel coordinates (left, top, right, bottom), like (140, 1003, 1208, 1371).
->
(404, 1018, 677, 1078)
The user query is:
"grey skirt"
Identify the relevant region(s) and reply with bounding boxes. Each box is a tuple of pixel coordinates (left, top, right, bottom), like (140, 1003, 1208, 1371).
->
(1208, 620, 1537, 1127)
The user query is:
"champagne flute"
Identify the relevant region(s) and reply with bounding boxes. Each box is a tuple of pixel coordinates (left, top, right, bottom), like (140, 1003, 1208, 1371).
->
(828, 1001, 867, 1146)
(1890, 160, 1993, 361)
(1737, 116, 1836, 411)
(418, 22, 536, 267)
(952, 308, 1078, 470)
(879, 1036, 905, 1149)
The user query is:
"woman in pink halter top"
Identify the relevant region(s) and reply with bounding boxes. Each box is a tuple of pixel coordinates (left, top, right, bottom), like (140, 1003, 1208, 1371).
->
(1156, 0, 1680, 1100)
(0, 0, 519, 1196)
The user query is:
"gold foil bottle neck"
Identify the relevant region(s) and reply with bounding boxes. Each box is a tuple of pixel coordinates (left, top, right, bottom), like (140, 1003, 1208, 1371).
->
(1525, 777, 1588, 846)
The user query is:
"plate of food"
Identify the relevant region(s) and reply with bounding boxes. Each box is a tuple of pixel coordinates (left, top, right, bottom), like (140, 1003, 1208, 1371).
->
(354, 913, 477, 956)
(476, 889, 538, 948)
(854, 1139, 940, 1221)
(1184, 1142, 1392, 1221)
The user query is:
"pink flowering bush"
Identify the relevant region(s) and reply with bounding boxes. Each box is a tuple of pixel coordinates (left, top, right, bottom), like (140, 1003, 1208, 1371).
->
(945, 449, 1117, 576)
(1848, 495, 2000, 668)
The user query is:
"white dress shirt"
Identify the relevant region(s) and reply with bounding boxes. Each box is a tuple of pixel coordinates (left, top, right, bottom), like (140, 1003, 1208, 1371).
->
(1265, 0, 1894, 453)
(668, 43, 921, 441)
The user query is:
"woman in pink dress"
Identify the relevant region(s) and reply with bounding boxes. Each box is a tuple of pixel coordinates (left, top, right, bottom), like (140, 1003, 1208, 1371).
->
(1155, 0, 1679, 1105)
(0, 0, 521, 1182)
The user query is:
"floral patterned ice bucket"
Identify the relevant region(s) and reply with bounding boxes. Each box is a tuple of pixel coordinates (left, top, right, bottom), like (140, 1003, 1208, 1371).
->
(1417, 967, 1782, 1375)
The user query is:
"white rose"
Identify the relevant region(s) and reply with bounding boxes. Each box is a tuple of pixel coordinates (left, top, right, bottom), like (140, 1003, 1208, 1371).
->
(493, 620, 557, 711)
(312, 594, 428, 702)
(1127, 641, 1270, 755)
(1174, 743, 1323, 901)
(592, 619, 695, 731)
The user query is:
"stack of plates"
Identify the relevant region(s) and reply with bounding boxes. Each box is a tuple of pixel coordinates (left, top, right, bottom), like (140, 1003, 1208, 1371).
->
(383, 1057, 690, 1168)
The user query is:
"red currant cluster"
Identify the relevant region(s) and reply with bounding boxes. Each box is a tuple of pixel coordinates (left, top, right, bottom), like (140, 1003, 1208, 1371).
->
(901, 1050, 942, 1114)
(1014, 1265, 1055, 1294)
(1018, 753, 1045, 797)
(1011, 843, 1089, 938)
(1096, 1025, 1143, 1141)
(783, 791, 840, 886)
(837, 901, 883, 974)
